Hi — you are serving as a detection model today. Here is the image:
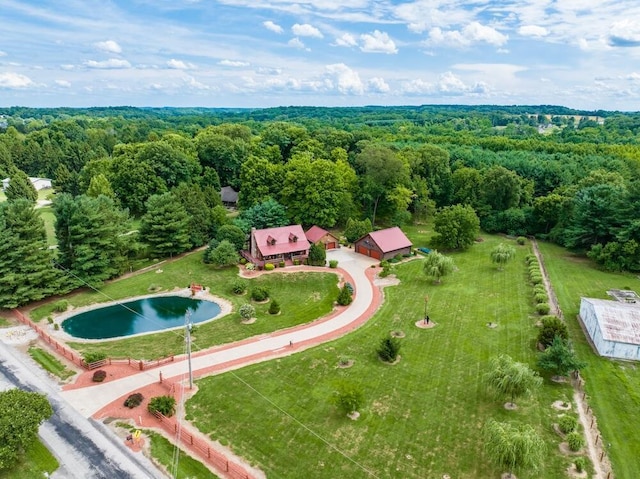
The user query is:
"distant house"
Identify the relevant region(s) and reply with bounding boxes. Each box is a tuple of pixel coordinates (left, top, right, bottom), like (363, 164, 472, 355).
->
(579, 294, 640, 361)
(220, 186, 238, 207)
(2, 177, 52, 192)
(305, 225, 340, 250)
(247, 225, 310, 265)
(354, 227, 413, 260)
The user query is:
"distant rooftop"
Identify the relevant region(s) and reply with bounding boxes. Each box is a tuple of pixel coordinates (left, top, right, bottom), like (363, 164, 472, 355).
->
(583, 298, 640, 346)
(607, 289, 640, 304)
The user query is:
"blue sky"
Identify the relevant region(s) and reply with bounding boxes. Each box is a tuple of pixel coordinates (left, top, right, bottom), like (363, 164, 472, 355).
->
(1, 0, 639, 110)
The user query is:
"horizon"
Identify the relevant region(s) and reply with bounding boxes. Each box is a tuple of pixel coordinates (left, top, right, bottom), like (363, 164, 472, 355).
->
(1, 1, 639, 111)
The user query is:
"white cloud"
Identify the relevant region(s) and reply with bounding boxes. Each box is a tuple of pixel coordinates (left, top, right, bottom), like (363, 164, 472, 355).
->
(0, 51, 6, 57)
(288, 37, 308, 50)
(626, 72, 640, 80)
(84, 59, 131, 69)
(183, 75, 210, 90)
(401, 72, 488, 96)
(335, 33, 358, 47)
(402, 78, 435, 94)
(609, 19, 640, 47)
(167, 59, 196, 69)
(292, 23, 323, 38)
(428, 22, 507, 48)
(368, 77, 390, 93)
(94, 40, 122, 54)
(55, 80, 71, 88)
(60, 64, 75, 70)
(0, 72, 34, 88)
(518, 25, 549, 37)
(325, 63, 364, 94)
(360, 30, 397, 54)
(218, 60, 250, 67)
(263, 20, 283, 34)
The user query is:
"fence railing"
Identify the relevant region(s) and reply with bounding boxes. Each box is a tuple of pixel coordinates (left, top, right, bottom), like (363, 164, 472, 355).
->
(12, 310, 174, 372)
(152, 411, 254, 479)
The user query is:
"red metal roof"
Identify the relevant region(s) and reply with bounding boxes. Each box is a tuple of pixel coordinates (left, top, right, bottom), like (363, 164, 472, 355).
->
(366, 227, 413, 253)
(253, 225, 310, 257)
(305, 225, 338, 243)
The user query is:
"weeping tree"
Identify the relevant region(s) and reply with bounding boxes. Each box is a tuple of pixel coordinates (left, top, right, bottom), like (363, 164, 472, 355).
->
(490, 243, 517, 270)
(422, 250, 455, 284)
(483, 419, 545, 478)
(485, 354, 542, 408)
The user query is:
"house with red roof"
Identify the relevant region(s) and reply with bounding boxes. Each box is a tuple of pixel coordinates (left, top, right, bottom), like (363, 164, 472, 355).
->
(354, 227, 413, 260)
(247, 225, 310, 266)
(305, 225, 340, 250)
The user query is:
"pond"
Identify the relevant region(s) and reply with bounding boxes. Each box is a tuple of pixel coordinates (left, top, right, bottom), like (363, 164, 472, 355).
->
(61, 295, 221, 340)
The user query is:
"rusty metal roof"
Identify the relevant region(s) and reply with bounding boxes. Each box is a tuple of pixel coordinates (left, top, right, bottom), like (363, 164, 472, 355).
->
(584, 298, 640, 345)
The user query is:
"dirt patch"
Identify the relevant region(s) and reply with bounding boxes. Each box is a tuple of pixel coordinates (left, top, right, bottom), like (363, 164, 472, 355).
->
(504, 402, 518, 411)
(552, 400, 572, 411)
(336, 359, 354, 369)
(390, 330, 405, 338)
(241, 318, 256, 324)
(566, 463, 588, 478)
(559, 442, 583, 456)
(414, 320, 436, 329)
(347, 411, 360, 420)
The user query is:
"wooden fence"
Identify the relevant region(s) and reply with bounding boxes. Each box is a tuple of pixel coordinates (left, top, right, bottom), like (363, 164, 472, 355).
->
(151, 411, 255, 479)
(12, 309, 174, 372)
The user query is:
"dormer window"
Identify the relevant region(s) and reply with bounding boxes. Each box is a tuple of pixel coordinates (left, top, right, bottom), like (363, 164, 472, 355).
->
(289, 233, 298, 242)
(267, 235, 276, 246)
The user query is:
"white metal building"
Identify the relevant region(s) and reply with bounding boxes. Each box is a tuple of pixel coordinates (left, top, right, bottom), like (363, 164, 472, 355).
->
(579, 297, 640, 360)
(2, 177, 52, 191)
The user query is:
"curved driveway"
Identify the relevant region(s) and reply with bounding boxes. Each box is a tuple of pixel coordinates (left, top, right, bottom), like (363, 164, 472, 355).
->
(61, 248, 379, 417)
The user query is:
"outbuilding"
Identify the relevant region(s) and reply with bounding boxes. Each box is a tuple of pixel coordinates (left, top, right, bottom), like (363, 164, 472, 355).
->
(354, 226, 413, 261)
(579, 295, 640, 361)
(305, 225, 339, 250)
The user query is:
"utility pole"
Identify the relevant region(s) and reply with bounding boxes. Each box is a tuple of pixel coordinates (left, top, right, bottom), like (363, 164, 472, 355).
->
(185, 311, 193, 389)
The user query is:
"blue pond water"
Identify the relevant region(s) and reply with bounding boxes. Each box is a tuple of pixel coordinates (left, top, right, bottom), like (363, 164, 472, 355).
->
(61, 296, 221, 339)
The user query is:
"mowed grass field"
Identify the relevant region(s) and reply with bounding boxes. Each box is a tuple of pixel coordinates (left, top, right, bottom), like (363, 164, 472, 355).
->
(29, 252, 340, 359)
(185, 236, 577, 479)
(538, 241, 640, 478)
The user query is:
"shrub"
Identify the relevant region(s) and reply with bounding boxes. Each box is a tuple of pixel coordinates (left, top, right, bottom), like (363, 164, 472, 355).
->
(53, 300, 68, 313)
(337, 284, 353, 306)
(558, 415, 577, 434)
(377, 337, 401, 363)
(308, 242, 327, 266)
(338, 356, 352, 367)
(279, 260, 285, 268)
(239, 258, 247, 265)
(147, 395, 176, 417)
(533, 284, 546, 295)
(269, 299, 281, 315)
(251, 287, 269, 301)
(525, 254, 536, 264)
(567, 431, 585, 452)
(534, 292, 548, 303)
(517, 236, 526, 245)
(264, 263, 275, 271)
(574, 457, 587, 473)
(329, 259, 338, 269)
(345, 282, 354, 294)
(47, 316, 53, 324)
(536, 303, 550, 315)
(231, 278, 247, 295)
(530, 275, 543, 285)
(54, 323, 59, 330)
(537, 316, 569, 347)
(528, 266, 541, 275)
(92, 370, 107, 382)
(333, 382, 364, 415)
(124, 393, 144, 409)
(293, 259, 300, 265)
(245, 263, 256, 271)
(239, 303, 256, 321)
(394, 253, 403, 262)
(83, 351, 107, 364)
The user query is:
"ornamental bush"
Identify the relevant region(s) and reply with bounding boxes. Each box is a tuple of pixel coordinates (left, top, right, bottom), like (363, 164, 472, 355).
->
(231, 278, 247, 295)
(517, 236, 527, 245)
(83, 351, 107, 365)
(558, 415, 577, 434)
(92, 370, 107, 382)
(329, 260, 338, 269)
(124, 393, 144, 409)
(269, 299, 281, 315)
(264, 263, 275, 271)
(574, 457, 587, 473)
(337, 284, 353, 306)
(536, 303, 550, 315)
(534, 292, 548, 304)
(239, 303, 255, 321)
(530, 275, 543, 285)
(54, 300, 68, 312)
(147, 395, 176, 417)
(537, 316, 569, 347)
(377, 337, 401, 363)
(567, 431, 585, 452)
(251, 287, 269, 301)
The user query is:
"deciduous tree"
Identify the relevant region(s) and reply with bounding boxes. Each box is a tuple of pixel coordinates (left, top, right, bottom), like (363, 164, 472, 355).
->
(485, 354, 542, 408)
(422, 250, 455, 284)
(432, 204, 479, 250)
(490, 243, 517, 270)
(483, 419, 545, 478)
(537, 336, 586, 379)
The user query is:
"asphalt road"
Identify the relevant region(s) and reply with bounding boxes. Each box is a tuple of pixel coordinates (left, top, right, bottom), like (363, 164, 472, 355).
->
(0, 340, 167, 479)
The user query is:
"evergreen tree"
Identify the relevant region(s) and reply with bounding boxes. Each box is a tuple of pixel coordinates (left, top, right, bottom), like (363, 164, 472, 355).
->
(172, 182, 214, 247)
(86, 173, 115, 199)
(140, 192, 192, 257)
(308, 242, 327, 266)
(377, 337, 401, 362)
(337, 284, 353, 306)
(53, 194, 130, 287)
(0, 199, 61, 308)
(538, 336, 586, 379)
(5, 169, 37, 204)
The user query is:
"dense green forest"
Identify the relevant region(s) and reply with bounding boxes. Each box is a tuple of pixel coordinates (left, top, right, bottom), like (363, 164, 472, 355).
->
(1, 105, 639, 308)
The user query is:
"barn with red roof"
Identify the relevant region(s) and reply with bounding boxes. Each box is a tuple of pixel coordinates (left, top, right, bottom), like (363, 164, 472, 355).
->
(354, 227, 413, 260)
(305, 225, 340, 250)
(247, 225, 310, 266)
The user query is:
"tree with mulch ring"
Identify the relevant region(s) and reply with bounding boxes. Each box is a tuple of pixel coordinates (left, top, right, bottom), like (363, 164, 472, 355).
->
(377, 337, 401, 364)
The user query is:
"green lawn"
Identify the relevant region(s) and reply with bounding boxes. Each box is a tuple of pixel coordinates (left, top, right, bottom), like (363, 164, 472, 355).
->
(538, 241, 640, 479)
(28, 347, 76, 380)
(30, 252, 339, 359)
(37, 206, 57, 246)
(0, 439, 59, 479)
(185, 236, 578, 478)
(147, 430, 219, 478)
